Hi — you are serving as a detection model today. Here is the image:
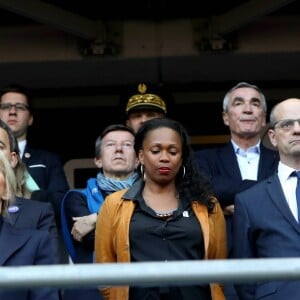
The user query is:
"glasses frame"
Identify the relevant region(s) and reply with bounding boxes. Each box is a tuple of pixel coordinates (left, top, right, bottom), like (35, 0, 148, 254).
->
(272, 118, 300, 131)
(0, 103, 29, 111)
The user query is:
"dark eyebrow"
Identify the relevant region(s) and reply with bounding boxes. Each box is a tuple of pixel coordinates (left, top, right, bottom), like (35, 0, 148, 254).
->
(233, 96, 261, 101)
(233, 97, 243, 101)
(250, 97, 261, 102)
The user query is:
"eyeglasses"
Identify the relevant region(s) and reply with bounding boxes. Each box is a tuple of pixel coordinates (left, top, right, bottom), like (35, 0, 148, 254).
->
(0, 103, 29, 111)
(103, 141, 134, 149)
(272, 118, 300, 131)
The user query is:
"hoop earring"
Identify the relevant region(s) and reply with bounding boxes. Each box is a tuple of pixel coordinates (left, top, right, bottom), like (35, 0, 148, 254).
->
(182, 166, 186, 179)
(140, 164, 146, 181)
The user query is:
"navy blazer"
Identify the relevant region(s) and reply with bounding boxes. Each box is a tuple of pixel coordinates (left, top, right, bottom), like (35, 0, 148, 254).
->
(233, 174, 300, 300)
(5, 196, 60, 263)
(196, 142, 279, 256)
(61, 191, 102, 300)
(196, 143, 279, 208)
(62, 190, 95, 263)
(0, 220, 59, 300)
(22, 144, 70, 227)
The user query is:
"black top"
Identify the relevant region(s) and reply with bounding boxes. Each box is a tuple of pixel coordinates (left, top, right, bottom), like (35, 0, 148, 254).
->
(127, 180, 211, 300)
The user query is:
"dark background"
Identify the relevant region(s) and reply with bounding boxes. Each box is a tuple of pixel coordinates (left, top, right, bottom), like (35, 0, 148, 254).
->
(0, 0, 298, 185)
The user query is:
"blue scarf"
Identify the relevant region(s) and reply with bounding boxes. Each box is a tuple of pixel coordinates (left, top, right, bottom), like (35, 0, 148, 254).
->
(82, 178, 104, 214)
(84, 172, 138, 214)
(61, 172, 138, 262)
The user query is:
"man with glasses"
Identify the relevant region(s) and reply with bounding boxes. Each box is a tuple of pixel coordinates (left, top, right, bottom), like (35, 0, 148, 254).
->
(195, 82, 279, 299)
(0, 84, 70, 264)
(233, 98, 300, 299)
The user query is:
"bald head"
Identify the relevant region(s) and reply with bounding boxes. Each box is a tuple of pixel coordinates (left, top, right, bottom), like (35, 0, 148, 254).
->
(270, 98, 300, 127)
(268, 98, 300, 169)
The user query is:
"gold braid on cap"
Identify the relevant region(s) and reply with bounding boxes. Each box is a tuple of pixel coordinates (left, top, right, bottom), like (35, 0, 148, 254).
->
(126, 83, 167, 113)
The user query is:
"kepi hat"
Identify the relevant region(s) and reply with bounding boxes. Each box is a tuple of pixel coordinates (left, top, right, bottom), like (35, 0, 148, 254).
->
(125, 83, 167, 115)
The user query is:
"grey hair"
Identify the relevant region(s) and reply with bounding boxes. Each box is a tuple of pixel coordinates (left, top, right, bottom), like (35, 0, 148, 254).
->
(223, 82, 267, 113)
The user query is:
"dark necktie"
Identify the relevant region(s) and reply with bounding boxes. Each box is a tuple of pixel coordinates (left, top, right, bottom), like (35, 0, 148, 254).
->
(293, 171, 300, 222)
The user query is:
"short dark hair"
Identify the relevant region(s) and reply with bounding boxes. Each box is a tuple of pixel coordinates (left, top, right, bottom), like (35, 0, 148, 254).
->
(0, 84, 33, 113)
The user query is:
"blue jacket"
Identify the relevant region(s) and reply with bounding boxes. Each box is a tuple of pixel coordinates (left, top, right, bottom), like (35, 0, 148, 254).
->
(5, 196, 60, 263)
(233, 174, 300, 300)
(0, 220, 60, 300)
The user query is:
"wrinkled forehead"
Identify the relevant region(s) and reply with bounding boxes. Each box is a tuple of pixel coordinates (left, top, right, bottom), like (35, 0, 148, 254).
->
(230, 87, 262, 101)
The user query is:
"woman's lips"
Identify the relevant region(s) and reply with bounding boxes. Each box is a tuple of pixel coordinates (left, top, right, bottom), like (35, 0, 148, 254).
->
(159, 168, 170, 175)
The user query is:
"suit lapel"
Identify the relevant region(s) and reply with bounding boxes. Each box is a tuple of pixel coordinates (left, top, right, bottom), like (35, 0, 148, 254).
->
(0, 222, 31, 265)
(219, 144, 241, 178)
(257, 145, 279, 180)
(267, 174, 300, 232)
(6, 197, 23, 226)
(22, 144, 32, 163)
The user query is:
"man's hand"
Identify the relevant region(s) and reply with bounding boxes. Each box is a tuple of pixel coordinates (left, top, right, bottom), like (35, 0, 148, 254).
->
(71, 213, 97, 242)
(223, 204, 234, 216)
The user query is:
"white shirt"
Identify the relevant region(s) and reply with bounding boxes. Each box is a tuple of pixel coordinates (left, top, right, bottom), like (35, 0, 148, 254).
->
(18, 140, 26, 158)
(232, 140, 260, 180)
(277, 161, 300, 222)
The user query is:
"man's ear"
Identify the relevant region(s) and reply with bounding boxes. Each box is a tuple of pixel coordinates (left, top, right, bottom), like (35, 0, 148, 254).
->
(10, 152, 18, 168)
(28, 115, 33, 127)
(222, 111, 229, 126)
(268, 128, 278, 148)
(94, 156, 102, 168)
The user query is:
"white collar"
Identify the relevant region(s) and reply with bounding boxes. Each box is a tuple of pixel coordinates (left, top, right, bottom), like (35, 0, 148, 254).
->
(18, 140, 27, 158)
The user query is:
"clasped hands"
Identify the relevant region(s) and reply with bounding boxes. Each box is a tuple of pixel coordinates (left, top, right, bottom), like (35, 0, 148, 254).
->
(71, 213, 97, 242)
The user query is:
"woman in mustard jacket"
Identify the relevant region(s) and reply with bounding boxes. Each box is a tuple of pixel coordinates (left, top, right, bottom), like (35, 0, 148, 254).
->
(95, 117, 227, 300)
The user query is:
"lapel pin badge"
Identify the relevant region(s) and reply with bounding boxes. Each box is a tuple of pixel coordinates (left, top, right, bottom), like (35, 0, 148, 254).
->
(183, 211, 189, 217)
(8, 206, 19, 213)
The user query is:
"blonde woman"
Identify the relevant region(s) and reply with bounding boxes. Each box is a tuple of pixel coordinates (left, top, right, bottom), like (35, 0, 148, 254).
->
(0, 151, 59, 300)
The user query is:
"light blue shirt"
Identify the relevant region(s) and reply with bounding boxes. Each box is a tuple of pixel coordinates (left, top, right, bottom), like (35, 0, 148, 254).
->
(231, 140, 260, 180)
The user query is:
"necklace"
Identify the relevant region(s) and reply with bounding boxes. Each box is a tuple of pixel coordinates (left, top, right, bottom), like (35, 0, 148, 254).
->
(154, 209, 177, 218)
(142, 190, 179, 218)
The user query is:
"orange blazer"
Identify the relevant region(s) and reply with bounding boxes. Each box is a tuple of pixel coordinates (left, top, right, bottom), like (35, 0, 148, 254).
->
(94, 188, 227, 300)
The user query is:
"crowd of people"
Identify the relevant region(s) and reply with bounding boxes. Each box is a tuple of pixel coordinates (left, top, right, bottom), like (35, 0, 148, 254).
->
(0, 81, 299, 300)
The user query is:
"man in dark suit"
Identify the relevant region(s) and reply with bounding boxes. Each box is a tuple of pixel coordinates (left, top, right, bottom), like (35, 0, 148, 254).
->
(0, 84, 69, 224)
(0, 84, 70, 263)
(233, 98, 300, 299)
(196, 82, 279, 299)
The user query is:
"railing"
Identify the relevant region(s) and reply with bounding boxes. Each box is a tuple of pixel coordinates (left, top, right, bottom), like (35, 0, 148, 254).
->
(1, 258, 300, 288)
